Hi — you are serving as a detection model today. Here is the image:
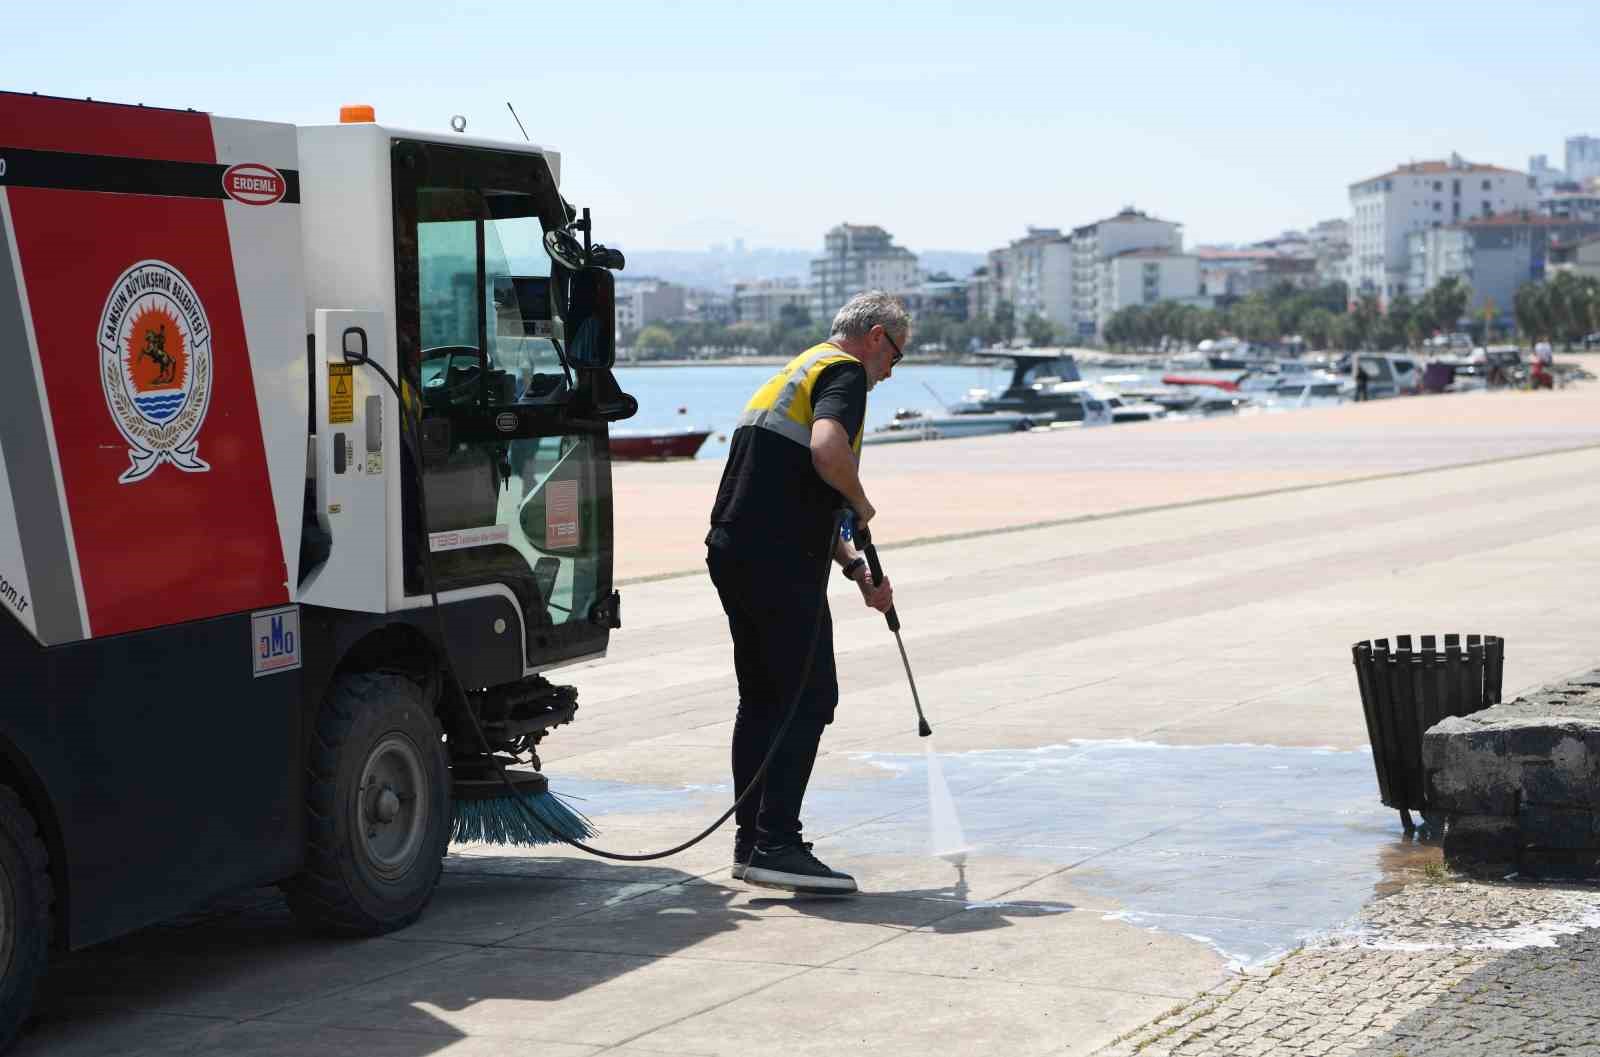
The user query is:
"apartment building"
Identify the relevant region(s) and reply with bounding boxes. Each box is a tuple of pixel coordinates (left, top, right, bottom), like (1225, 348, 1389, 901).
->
(1098, 250, 1202, 333)
(1540, 186, 1600, 223)
(1195, 248, 1318, 299)
(988, 227, 1075, 330)
(1568, 136, 1600, 185)
(965, 266, 995, 324)
(1549, 234, 1600, 281)
(732, 279, 811, 326)
(1071, 208, 1183, 338)
(1349, 154, 1537, 305)
(1529, 153, 1569, 192)
(809, 224, 919, 321)
(1406, 212, 1600, 322)
(613, 277, 687, 336)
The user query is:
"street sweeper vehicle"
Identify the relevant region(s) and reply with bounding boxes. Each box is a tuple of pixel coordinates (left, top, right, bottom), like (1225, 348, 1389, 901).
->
(0, 91, 639, 1048)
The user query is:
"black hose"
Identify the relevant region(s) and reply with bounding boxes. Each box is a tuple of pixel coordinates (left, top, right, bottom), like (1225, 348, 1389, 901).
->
(358, 354, 836, 862)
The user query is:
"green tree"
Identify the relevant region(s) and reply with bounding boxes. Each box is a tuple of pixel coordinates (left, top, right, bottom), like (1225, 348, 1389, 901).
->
(1104, 305, 1146, 347)
(1146, 301, 1185, 346)
(1543, 271, 1600, 347)
(776, 302, 812, 331)
(1513, 281, 1549, 343)
(1300, 307, 1336, 349)
(1350, 293, 1382, 349)
(633, 324, 677, 356)
(1231, 299, 1280, 345)
(1184, 307, 1224, 344)
(1379, 293, 1416, 350)
(1328, 313, 1359, 351)
(1579, 276, 1600, 338)
(992, 299, 1016, 343)
(1021, 313, 1058, 347)
(1417, 277, 1470, 336)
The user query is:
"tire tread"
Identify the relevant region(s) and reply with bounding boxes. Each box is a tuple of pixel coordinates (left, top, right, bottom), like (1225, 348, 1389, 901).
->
(0, 785, 52, 1052)
(282, 672, 445, 937)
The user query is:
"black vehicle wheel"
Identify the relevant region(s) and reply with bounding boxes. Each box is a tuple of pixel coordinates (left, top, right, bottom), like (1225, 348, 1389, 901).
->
(0, 787, 52, 1052)
(283, 672, 449, 936)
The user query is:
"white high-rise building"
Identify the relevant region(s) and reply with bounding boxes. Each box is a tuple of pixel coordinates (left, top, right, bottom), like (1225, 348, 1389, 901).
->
(1566, 136, 1600, 185)
(809, 224, 919, 322)
(1529, 153, 1569, 191)
(613, 277, 687, 336)
(988, 228, 1074, 331)
(1071, 208, 1183, 339)
(1348, 154, 1537, 305)
(1097, 250, 1201, 335)
(732, 279, 810, 326)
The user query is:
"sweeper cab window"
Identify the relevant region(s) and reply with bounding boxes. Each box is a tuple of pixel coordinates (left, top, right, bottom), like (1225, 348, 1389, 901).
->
(393, 139, 614, 668)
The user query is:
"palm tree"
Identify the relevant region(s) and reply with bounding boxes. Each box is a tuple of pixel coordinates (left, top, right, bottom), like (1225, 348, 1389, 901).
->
(1514, 282, 1549, 344)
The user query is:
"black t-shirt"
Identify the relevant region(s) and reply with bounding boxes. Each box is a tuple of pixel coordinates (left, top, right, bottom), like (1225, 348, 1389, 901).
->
(706, 360, 867, 559)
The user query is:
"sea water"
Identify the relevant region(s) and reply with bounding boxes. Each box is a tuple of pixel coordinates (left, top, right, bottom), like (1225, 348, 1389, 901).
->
(610, 361, 1338, 461)
(611, 363, 1055, 459)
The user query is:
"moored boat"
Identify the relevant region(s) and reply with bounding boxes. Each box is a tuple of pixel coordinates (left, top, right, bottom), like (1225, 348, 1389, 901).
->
(863, 407, 1041, 445)
(609, 427, 713, 460)
(1162, 370, 1247, 391)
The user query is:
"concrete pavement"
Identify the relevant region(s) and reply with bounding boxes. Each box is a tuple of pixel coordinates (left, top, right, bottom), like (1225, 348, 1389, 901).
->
(22, 383, 1600, 1056)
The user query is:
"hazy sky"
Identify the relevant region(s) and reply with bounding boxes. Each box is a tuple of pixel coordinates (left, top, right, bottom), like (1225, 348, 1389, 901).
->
(10, 1, 1597, 253)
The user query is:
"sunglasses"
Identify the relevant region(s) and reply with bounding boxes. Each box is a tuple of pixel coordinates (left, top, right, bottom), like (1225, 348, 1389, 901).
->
(881, 328, 903, 367)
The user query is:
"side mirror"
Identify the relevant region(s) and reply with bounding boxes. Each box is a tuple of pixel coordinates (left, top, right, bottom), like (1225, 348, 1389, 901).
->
(563, 267, 616, 370)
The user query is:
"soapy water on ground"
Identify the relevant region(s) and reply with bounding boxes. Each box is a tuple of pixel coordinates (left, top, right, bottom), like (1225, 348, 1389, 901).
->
(549, 740, 1433, 968)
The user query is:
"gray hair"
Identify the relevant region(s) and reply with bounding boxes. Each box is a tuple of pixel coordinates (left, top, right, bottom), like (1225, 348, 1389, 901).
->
(830, 290, 912, 344)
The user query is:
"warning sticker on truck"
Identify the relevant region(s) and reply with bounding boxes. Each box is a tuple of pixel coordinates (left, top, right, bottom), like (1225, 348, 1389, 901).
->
(328, 363, 354, 424)
(252, 605, 301, 677)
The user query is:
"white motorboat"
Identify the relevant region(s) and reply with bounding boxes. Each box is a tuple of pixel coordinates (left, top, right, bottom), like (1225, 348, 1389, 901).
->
(863, 407, 1040, 445)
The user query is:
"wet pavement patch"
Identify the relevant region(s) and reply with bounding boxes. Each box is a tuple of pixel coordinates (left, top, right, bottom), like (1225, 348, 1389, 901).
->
(551, 740, 1420, 968)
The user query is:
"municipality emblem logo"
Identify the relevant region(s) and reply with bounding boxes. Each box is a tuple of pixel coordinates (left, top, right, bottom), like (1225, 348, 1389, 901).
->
(98, 260, 213, 484)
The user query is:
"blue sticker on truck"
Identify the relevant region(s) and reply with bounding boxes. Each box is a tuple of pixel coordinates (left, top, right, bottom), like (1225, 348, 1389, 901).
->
(252, 605, 301, 677)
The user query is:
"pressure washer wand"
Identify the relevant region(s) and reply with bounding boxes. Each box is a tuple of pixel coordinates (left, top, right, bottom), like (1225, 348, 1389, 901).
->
(855, 525, 933, 738)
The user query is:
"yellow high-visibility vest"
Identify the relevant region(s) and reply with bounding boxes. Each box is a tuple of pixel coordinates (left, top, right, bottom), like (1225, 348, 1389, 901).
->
(736, 343, 864, 455)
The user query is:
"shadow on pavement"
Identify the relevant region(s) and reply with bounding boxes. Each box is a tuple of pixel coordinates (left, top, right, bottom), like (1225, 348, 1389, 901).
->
(13, 855, 1060, 1055)
(751, 857, 1075, 934)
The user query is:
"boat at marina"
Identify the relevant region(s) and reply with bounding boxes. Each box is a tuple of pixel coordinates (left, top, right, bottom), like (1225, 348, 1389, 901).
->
(1163, 370, 1246, 391)
(1114, 382, 1246, 415)
(950, 350, 1085, 416)
(863, 407, 1040, 445)
(953, 351, 1168, 425)
(1197, 336, 1263, 369)
(609, 427, 713, 460)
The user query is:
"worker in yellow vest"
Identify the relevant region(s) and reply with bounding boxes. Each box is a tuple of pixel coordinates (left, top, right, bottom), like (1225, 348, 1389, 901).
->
(705, 290, 907, 894)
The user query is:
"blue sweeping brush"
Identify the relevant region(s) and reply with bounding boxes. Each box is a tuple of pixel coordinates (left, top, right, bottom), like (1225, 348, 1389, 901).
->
(451, 760, 595, 846)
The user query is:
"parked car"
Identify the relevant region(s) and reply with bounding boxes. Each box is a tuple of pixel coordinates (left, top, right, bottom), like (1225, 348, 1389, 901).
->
(1352, 354, 1421, 398)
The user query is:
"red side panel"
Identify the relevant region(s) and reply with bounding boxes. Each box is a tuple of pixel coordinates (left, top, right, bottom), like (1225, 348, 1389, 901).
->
(5, 99, 287, 637)
(3, 96, 216, 163)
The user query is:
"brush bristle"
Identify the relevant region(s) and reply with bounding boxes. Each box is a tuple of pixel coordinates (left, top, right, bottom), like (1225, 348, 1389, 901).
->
(451, 789, 596, 846)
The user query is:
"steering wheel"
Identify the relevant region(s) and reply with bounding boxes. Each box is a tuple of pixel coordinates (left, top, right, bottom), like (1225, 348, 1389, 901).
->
(420, 345, 483, 408)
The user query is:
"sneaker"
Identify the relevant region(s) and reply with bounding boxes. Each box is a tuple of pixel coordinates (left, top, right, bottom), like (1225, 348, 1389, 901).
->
(731, 834, 755, 880)
(743, 842, 857, 895)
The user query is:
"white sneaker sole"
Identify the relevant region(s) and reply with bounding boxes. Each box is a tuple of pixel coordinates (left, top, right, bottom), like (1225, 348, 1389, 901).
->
(742, 865, 858, 895)
(731, 863, 747, 880)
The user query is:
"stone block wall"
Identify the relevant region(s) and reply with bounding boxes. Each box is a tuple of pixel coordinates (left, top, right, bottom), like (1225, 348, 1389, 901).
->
(1422, 669, 1600, 878)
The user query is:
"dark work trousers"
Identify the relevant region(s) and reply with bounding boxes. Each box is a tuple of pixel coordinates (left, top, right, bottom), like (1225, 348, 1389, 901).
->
(706, 546, 838, 849)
